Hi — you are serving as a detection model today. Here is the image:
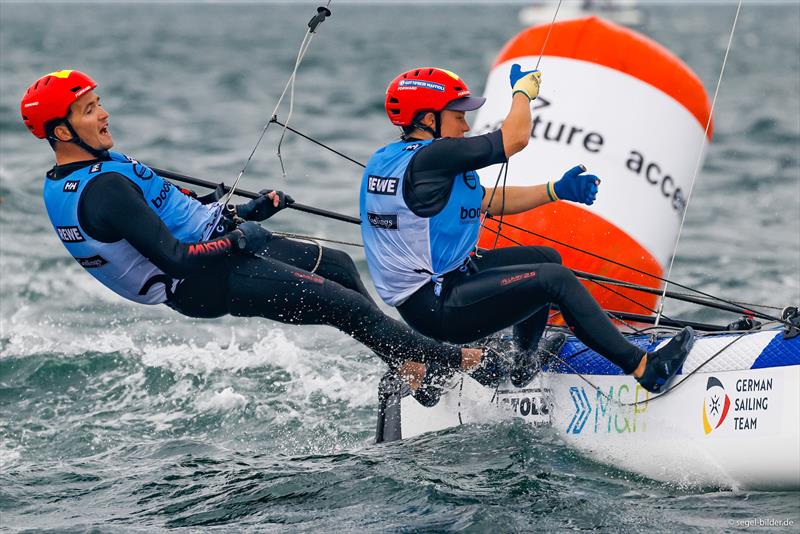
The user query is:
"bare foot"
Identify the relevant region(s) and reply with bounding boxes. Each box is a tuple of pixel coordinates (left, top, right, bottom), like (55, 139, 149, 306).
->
(633, 353, 647, 378)
(398, 360, 426, 391)
(460, 348, 483, 372)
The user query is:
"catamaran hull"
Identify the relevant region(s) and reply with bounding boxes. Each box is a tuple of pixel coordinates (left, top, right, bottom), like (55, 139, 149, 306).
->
(379, 330, 800, 491)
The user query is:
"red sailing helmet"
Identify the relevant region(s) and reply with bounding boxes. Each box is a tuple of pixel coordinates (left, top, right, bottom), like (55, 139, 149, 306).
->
(385, 67, 486, 126)
(20, 70, 97, 139)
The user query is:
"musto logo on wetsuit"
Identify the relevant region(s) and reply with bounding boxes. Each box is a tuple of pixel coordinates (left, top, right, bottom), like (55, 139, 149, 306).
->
(42, 151, 220, 305)
(360, 139, 483, 306)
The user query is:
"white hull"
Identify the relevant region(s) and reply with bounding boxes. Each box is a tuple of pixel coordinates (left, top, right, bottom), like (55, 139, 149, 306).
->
(381, 330, 800, 490)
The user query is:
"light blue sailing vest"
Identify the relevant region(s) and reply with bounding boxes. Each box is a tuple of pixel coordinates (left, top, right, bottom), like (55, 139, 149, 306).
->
(42, 151, 223, 304)
(360, 139, 483, 306)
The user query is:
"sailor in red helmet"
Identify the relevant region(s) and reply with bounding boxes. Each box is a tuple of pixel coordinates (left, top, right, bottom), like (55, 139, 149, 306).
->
(23, 69, 505, 394)
(361, 65, 695, 394)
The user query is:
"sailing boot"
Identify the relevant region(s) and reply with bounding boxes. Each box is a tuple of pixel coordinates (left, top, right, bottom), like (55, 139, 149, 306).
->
(510, 332, 567, 388)
(412, 361, 455, 408)
(469, 346, 511, 388)
(637, 326, 695, 393)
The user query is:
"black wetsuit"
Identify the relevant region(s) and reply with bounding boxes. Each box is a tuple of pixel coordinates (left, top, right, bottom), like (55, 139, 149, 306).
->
(49, 159, 462, 371)
(394, 132, 645, 374)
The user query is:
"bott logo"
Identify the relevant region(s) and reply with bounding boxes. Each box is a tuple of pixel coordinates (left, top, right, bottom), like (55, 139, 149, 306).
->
(150, 181, 172, 209)
(460, 207, 480, 220)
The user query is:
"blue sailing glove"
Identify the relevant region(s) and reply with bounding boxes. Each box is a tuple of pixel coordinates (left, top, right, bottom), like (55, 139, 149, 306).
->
(237, 189, 294, 221)
(550, 165, 600, 205)
(509, 63, 542, 101)
(233, 221, 273, 255)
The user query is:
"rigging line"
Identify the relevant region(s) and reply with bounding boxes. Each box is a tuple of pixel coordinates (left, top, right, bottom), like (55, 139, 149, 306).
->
(222, 29, 312, 206)
(272, 231, 362, 248)
(158, 159, 782, 321)
(486, 0, 562, 247)
(654, 0, 743, 328)
(270, 118, 366, 168)
(276, 32, 315, 178)
(535, 0, 564, 70)
(222, 3, 332, 207)
(480, 223, 675, 320)
(627, 325, 684, 335)
(491, 162, 510, 250)
(221, 13, 782, 320)
(476, 162, 509, 257)
(572, 269, 782, 313)
(604, 312, 650, 336)
(487, 215, 787, 325)
(585, 278, 679, 324)
(481, 228, 711, 329)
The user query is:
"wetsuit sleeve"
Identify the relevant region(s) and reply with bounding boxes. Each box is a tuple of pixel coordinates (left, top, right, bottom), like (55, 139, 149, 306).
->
(403, 129, 506, 217)
(78, 173, 235, 278)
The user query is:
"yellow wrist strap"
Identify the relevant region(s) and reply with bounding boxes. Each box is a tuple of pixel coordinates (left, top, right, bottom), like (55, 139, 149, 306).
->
(547, 182, 559, 202)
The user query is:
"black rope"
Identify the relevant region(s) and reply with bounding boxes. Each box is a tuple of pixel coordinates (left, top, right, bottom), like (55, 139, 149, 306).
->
(477, 161, 508, 254)
(491, 163, 509, 250)
(585, 278, 678, 323)
(603, 311, 652, 336)
(270, 117, 366, 168)
(486, 216, 787, 325)
(480, 222, 671, 322)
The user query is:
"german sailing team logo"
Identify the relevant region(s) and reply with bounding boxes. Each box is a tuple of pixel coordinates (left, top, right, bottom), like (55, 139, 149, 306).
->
(702, 377, 731, 434)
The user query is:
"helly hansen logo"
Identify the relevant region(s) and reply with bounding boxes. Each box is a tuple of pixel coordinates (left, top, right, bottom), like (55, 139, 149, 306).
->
(187, 238, 232, 256)
(367, 212, 398, 230)
(367, 175, 398, 196)
(463, 172, 477, 190)
(89, 163, 103, 174)
(63, 180, 80, 192)
(76, 255, 108, 268)
(133, 163, 154, 180)
(56, 226, 85, 242)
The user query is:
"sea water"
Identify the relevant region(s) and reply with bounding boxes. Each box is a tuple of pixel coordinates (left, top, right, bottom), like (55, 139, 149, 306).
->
(1, 2, 799, 531)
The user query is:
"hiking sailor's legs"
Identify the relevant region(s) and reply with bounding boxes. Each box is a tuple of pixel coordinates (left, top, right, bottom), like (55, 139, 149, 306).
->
(168, 254, 470, 379)
(398, 247, 645, 374)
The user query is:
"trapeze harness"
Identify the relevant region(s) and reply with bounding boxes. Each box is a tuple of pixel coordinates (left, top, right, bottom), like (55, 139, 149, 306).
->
(42, 151, 222, 304)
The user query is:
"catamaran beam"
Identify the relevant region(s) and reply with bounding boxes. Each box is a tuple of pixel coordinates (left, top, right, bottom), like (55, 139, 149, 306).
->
(572, 270, 776, 321)
(550, 305, 727, 331)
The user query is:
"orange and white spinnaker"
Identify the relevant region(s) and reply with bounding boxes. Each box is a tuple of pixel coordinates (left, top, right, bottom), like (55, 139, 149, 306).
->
(474, 17, 712, 316)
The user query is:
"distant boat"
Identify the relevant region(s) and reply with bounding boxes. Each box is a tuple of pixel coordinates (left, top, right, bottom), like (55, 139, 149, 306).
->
(520, 0, 645, 27)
